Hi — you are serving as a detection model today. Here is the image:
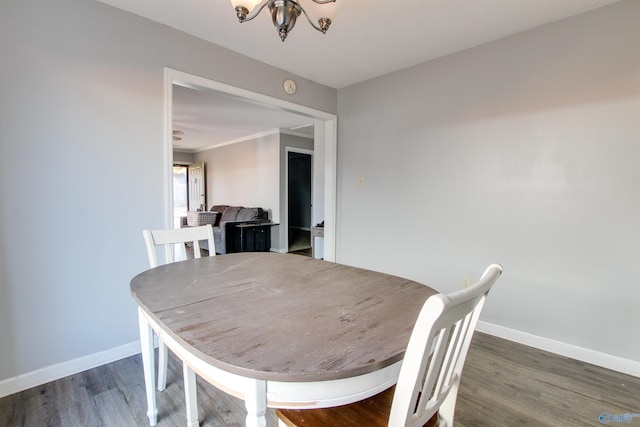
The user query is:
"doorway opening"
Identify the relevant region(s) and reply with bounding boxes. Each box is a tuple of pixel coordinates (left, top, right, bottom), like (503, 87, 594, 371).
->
(287, 149, 312, 255)
(164, 68, 338, 261)
(172, 165, 188, 228)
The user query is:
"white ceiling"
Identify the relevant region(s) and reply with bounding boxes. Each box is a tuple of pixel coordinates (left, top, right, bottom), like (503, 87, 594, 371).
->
(96, 0, 621, 151)
(172, 85, 315, 152)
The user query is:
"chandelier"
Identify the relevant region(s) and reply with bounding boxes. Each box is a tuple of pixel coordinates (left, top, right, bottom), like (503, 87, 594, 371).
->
(230, 0, 336, 42)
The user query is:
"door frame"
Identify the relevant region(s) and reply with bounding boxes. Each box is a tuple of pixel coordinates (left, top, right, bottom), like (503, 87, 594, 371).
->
(285, 147, 314, 253)
(163, 68, 338, 261)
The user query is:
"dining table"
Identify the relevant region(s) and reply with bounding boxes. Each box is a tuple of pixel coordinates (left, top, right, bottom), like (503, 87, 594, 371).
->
(130, 252, 437, 427)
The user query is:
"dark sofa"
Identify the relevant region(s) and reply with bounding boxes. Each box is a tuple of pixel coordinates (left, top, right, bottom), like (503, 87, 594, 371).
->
(181, 205, 269, 253)
(208, 205, 269, 254)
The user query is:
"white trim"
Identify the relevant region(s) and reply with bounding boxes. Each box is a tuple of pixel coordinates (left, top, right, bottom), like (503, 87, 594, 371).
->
(163, 69, 175, 229)
(4, 322, 638, 399)
(0, 341, 142, 398)
(193, 128, 281, 153)
(169, 69, 336, 121)
(477, 321, 640, 378)
(181, 128, 314, 154)
(280, 129, 314, 140)
(319, 118, 337, 261)
(164, 68, 337, 262)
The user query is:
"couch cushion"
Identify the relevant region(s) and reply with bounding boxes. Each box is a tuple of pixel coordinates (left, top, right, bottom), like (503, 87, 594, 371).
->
(210, 205, 229, 226)
(220, 206, 243, 223)
(237, 207, 264, 222)
(210, 205, 228, 213)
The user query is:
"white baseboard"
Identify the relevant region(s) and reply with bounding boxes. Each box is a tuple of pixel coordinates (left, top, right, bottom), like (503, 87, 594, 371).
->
(0, 341, 142, 399)
(478, 321, 640, 378)
(3, 323, 638, 399)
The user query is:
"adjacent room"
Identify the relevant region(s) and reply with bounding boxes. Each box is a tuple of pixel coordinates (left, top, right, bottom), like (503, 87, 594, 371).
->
(1, 0, 639, 426)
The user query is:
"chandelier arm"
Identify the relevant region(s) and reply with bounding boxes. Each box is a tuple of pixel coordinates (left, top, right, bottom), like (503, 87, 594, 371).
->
(239, 0, 272, 22)
(299, 6, 330, 33)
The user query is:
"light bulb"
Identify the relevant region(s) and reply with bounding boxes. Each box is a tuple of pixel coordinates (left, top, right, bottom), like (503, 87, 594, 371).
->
(230, 0, 263, 14)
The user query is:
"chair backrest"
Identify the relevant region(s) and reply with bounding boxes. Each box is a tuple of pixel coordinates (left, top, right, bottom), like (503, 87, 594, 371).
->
(388, 264, 503, 427)
(142, 224, 215, 268)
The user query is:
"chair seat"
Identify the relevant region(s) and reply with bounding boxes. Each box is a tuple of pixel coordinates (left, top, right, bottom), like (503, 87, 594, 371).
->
(276, 386, 438, 427)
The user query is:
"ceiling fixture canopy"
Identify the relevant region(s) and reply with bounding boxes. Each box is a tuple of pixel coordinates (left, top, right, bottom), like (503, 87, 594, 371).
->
(230, 0, 336, 42)
(172, 130, 184, 142)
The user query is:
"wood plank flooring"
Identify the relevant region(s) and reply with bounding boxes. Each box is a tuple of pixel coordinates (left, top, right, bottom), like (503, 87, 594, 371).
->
(1, 332, 638, 426)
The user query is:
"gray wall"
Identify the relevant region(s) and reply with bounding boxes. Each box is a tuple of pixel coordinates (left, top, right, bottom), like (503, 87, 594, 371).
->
(0, 0, 336, 385)
(336, 0, 640, 366)
(2, 0, 638, 391)
(173, 151, 195, 164)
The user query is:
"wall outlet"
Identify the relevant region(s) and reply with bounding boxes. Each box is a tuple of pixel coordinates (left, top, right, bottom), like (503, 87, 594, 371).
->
(462, 278, 471, 289)
(358, 176, 365, 188)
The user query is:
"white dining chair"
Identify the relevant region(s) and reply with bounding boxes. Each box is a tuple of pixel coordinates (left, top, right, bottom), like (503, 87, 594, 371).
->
(276, 264, 503, 427)
(142, 224, 215, 427)
(143, 224, 215, 390)
(143, 224, 215, 269)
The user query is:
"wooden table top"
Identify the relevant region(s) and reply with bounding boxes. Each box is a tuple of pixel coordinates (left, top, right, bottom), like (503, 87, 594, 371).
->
(130, 252, 437, 383)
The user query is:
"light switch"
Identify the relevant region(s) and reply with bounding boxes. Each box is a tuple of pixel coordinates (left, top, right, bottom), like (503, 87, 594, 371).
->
(358, 176, 365, 188)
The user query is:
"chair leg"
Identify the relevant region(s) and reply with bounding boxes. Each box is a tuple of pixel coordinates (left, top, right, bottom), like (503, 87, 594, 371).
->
(157, 341, 168, 391)
(437, 387, 459, 427)
(139, 309, 158, 426)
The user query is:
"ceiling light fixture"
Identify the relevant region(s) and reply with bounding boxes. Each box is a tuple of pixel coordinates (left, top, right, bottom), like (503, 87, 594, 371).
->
(172, 130, 184, 141)
(230, 0, 336, 42)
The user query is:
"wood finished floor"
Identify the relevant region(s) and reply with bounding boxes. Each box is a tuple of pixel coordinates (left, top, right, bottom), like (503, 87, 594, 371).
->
(2, 333, 638, 427)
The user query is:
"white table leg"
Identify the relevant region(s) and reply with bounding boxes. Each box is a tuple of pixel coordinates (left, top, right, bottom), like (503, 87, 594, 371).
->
(244, 379, 267, 427)
(183, 364, 199, 427)
(138, 307, 158, 426)
(157, 341, 168, 391)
